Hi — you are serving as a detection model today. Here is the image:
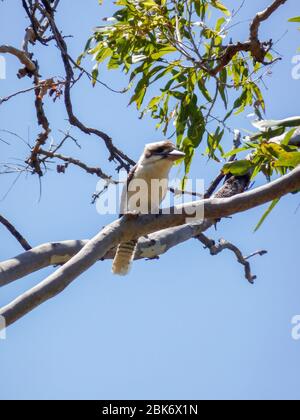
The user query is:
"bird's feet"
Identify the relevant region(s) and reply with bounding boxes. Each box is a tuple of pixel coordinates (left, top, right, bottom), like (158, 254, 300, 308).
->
(124, 211, 140, 221)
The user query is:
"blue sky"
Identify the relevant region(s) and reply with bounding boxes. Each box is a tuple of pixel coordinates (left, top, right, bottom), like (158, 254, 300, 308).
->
(0, 0, 300, 400)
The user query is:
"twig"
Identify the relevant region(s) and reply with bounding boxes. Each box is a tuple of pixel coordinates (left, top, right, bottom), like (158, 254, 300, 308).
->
(0, 79, 66, 106)
(169, 187, 203, 198)
(250, 0, 287, 41)
(52, 129, 81, 152)
(0, 85, 38, 105)
(68, 55, 128, 95)
(210, 0, 287, 75)
(0, 44, 36, 77)
(26, 67, 52, 176)
(36, 2, 134, 171)
(204, 130, 243, 199)
(196, 234, 267, 283)
(245, 250, 268, 260)
(39, 149, 116, 181)
(0, 214, 32, 251)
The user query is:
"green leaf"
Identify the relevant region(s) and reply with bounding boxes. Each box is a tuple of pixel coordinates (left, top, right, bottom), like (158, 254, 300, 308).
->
(218, 68, 228, 108)
(91, 63, 99, 86)
(198, 79, 212, 102)
(216, 17, 226, 31)
(222, 146, 249, 159)
(250, 126, 286, 142)
(211, 0, 231, 16)
(96, 47, 113, 64)
(250, 162, 262, 181)
(151, 46, 177, 60)
(274, 152, 300, 168)
(129, 75, 148, 109)
(107, 55, 121, 69)
(181, 137, 195, 182)
(142, 0, 158, 7)
(206, 128, 224, 161)
(289, 17, 300, 23)
(223, 160, 253, 176)
(254, 199, 280, 232)
(83, 0, 271, 175)
(282, 128, 297, 146)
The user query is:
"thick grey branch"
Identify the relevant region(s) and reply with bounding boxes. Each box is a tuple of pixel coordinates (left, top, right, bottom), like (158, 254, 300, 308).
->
(0, 221, 213, 288)
(0, 166, 299, 327)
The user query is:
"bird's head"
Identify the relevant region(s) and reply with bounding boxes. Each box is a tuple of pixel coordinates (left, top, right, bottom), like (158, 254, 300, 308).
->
(141, 141, 185, 166)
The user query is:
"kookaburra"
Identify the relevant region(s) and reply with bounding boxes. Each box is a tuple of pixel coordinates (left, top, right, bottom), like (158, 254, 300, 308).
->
(112, 141, 185, 276)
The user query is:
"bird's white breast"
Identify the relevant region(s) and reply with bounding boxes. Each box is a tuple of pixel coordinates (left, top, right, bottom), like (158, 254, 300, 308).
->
(121, 159, 173, 214)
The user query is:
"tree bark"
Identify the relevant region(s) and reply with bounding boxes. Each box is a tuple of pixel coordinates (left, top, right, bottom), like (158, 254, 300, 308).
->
(0, 165, 299, 328)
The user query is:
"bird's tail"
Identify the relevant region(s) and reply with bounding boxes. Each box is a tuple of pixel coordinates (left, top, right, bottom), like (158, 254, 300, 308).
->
(112, 240, 137, 276)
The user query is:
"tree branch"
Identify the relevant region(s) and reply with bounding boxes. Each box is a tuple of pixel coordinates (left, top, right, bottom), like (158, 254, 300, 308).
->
(210, 0, 287, 75)
(0, 221, 213, 288)
(0, 166, 299, 328)
(36, 2, 135, 171)
(204, 130, 243, 198)
(0, 214, 32, 251)
(250, 0, 287, 41)
(38, 149, 116, 181)
(0, 44, 36, 76)
(196, 233, 267, 284)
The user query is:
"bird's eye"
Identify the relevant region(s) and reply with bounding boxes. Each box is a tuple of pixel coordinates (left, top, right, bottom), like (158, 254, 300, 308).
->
(155, 147, 166, 154)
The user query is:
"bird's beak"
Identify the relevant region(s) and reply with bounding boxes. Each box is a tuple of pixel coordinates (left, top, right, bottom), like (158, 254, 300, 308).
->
(166, 149, 186, 161)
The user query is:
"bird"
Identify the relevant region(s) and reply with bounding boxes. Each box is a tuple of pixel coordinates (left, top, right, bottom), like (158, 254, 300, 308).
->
(112, 140, 185, 276)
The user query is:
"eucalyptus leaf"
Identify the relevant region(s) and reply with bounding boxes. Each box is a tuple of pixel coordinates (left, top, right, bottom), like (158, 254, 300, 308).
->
(223, 160, 253, 176)
(254, 199, 280, 232)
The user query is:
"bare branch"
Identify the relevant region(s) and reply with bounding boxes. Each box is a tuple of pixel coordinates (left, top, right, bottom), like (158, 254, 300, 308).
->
(0, 214, 32, 251)
(38, 149, 117, 181)
(0, 44, 36, 76)
(210, 0, 287, 75)
(196, 233, 267, 284)
(36, 2, 135, 171)
(26, 69, 52, 176)
(205, 130, 243, 199)
(0, 79, 65, 106)
(245, 250, 268, 260)
(0, 85, 39, 105)
(10, 0, 135, 179)
(250, 0, 287, 41)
